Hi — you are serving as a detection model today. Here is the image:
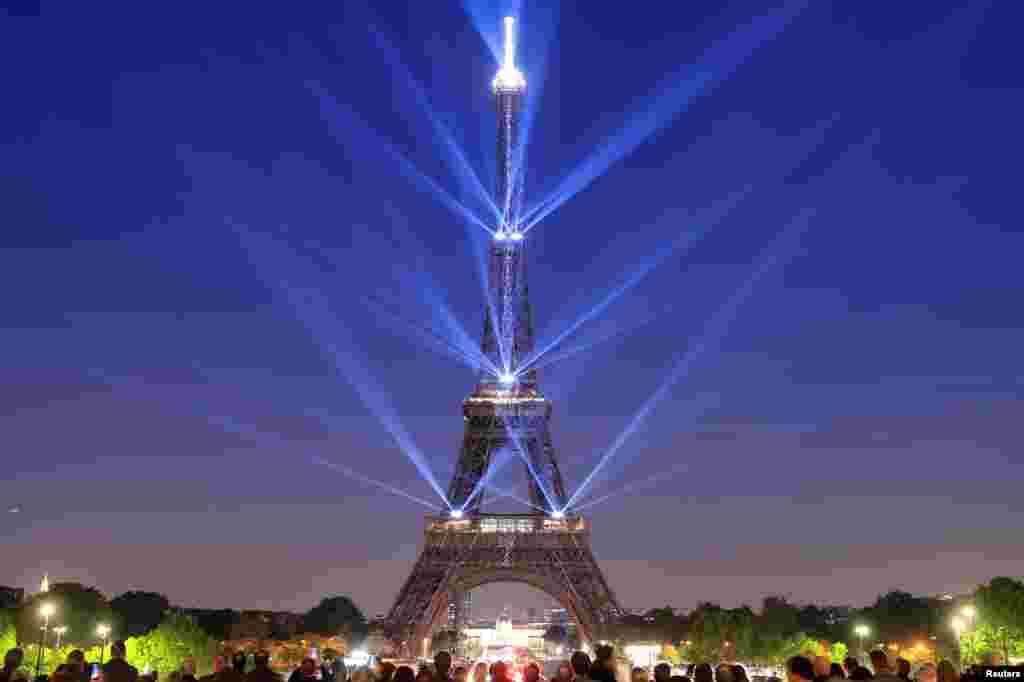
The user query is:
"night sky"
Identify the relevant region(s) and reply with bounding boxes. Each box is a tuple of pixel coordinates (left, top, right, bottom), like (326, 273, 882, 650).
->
(2, 1, 1022, 621)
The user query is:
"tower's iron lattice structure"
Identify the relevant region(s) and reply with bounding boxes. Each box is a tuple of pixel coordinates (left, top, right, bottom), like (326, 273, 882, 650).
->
(384, 17, 622, 654)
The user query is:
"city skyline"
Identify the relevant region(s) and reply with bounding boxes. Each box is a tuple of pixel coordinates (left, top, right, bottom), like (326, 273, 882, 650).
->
(2, 0, 1022, 620)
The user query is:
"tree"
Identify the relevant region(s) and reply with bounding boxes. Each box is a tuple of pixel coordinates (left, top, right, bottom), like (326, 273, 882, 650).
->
(110, 592, 171, 639)
(17, 582, 113, 647)
(829, 642, 848, 664)
(193, 609, 240, 641)
(125, 613, 217, 675)
(304, 597, 367, 645)
(974, 577, 1024, 664)
(861, 591, 938, 645)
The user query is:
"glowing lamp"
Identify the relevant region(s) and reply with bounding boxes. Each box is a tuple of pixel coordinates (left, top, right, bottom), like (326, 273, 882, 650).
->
(961, 605, 976, 619)
(509, 232, 524, 241)
(97, 624, 110, 637)
(450, 509, 464, 519)
(39, 603, 55, 618)
(494, 231, 508, 241)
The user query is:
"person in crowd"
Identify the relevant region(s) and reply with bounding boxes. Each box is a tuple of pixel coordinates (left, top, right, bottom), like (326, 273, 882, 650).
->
(377, 662, 396, 682)
(2, 649, 25, 682)
(471, 664, 488, 682)
(199, 657, 224, 682)
(829, 664, 845, 680)
(525, 664, 543, 682)
(102, 642, 138, 682)
(843, 661, 859, 679)
(166, 673, 183, 682)
(181, 659, 198, 682)
(731, 666, 749, 682)
(331, 657, 347, 682)
(590, 647, 615, 682)
(433, 653, 453, 682)
(867, 652, 899, 682)
(452, 668, 467, 682)
(895, 661, 910, 682)
(554, 663, 573, 682)
(669, 677, 690, 682)
(934, 662, 956, 682)
(915, 664, 936, 682)
(321, 658, 336, 682)
(489, 663, 510, 682)
(393, 668, 415, 682)
(289, 660, 319, 682)
(787, 657, 814, 682)
(415, 670, 433, 682)
(812, 658, 831, 682)
(55, 650, 89, 682)
(630, 669, 647, 682)
(692, 664, 713, 682)
(245, 651, 279, 682)
(571, 653, 592, 682)
(849, 669, 873, 681)
(714, 666, 732, 682)
(350, 670, 372, 682)
(654, 665, 671, 682)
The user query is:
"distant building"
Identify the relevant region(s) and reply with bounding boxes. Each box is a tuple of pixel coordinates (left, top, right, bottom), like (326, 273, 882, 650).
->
(544, 608, 569, 625)
(0, 586, 24, 609)
(463, 616, 545, 658)
(447, 592, 473, 627)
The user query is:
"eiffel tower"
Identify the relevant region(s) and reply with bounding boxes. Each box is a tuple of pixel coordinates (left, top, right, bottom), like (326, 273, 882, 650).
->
(384, 17, 622, 655)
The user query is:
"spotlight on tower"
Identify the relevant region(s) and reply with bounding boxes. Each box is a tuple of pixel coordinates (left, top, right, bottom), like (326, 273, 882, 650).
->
(509, 232, 524, 241)
(550, 510, 565, 519)
(450, 509, 464, 519)
(494, 231, 508, 241)
(493, 16, 526, 92)
(499, 372, 516, 385)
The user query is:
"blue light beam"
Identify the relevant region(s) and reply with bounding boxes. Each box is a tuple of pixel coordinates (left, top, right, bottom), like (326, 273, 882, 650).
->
(365, 22, 500, 223)
(520, 188, 751, 375)
(311, 82, 494, 236)
(565, 209, 813, 509)
(573, 460, 693, 513)
(233, 223, 453, 509)
(522, 1, 807, 233)
(312, 457, 445, 512)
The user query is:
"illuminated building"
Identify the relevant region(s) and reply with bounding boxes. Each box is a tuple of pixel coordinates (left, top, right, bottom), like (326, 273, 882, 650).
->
(448, 591, 473, 628)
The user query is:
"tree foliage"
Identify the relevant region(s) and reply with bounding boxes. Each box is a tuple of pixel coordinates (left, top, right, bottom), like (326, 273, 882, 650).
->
(110, 592, 171, 639)
(304, 597, 367, 644)
(193, 609, 240, 641)
(17, 582, 113, 647)
(974, 577, 1024, 664)
(124, 613, 217, 675)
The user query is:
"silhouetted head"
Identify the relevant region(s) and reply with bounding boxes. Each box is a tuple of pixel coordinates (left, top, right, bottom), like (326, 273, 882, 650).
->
(869, 652, 888, 673)
(694, 663, 714, 682)
(732, 666, 749, 682)
(830, 664, 845, 679)
(111, 642, 127, 660)
(715, 665, 733, 682)
(571, 652, 591, 678)
(232, 652, 247, 672)
(895, 660, 910, 679)
(4, 648, 24, 669)
(434, 652, 452, 676)
(787, 657, 814, 682)
(395, 666, 416, 682)
(655, 664, 672, 682)
(849, 668, 873, 681)
(253, 652, 270, 668)
(300, 659, 317, 677)
(843, 659, 858, 676)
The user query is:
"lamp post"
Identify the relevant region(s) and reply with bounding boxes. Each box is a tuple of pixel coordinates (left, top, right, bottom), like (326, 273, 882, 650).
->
(54, 626, 68, 650)
(97, 624, 111, 664)
(854, 625, 870, 657)
(36, 603, 56, 676)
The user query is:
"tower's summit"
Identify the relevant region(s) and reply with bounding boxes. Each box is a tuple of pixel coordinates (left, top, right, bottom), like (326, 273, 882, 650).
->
(492, 16, 526, 93)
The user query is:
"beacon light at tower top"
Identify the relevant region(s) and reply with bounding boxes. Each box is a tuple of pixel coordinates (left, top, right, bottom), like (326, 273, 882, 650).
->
(492, 16, 526, 93)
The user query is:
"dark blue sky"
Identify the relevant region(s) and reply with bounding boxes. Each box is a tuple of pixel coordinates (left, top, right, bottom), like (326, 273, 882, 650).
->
(2, 1, 1022, 619)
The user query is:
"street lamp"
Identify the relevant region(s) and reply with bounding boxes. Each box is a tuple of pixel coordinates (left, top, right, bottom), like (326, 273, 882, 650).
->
(54, 626, 68, 650)
(97, 624, 111, 663)
(854, 625, 870, 655)
(961, 605, 976, 621)
(36, 603, 56, 676)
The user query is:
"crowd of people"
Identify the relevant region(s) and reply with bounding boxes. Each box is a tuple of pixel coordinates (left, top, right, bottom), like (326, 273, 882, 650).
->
(0, 641, 1005, 682)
